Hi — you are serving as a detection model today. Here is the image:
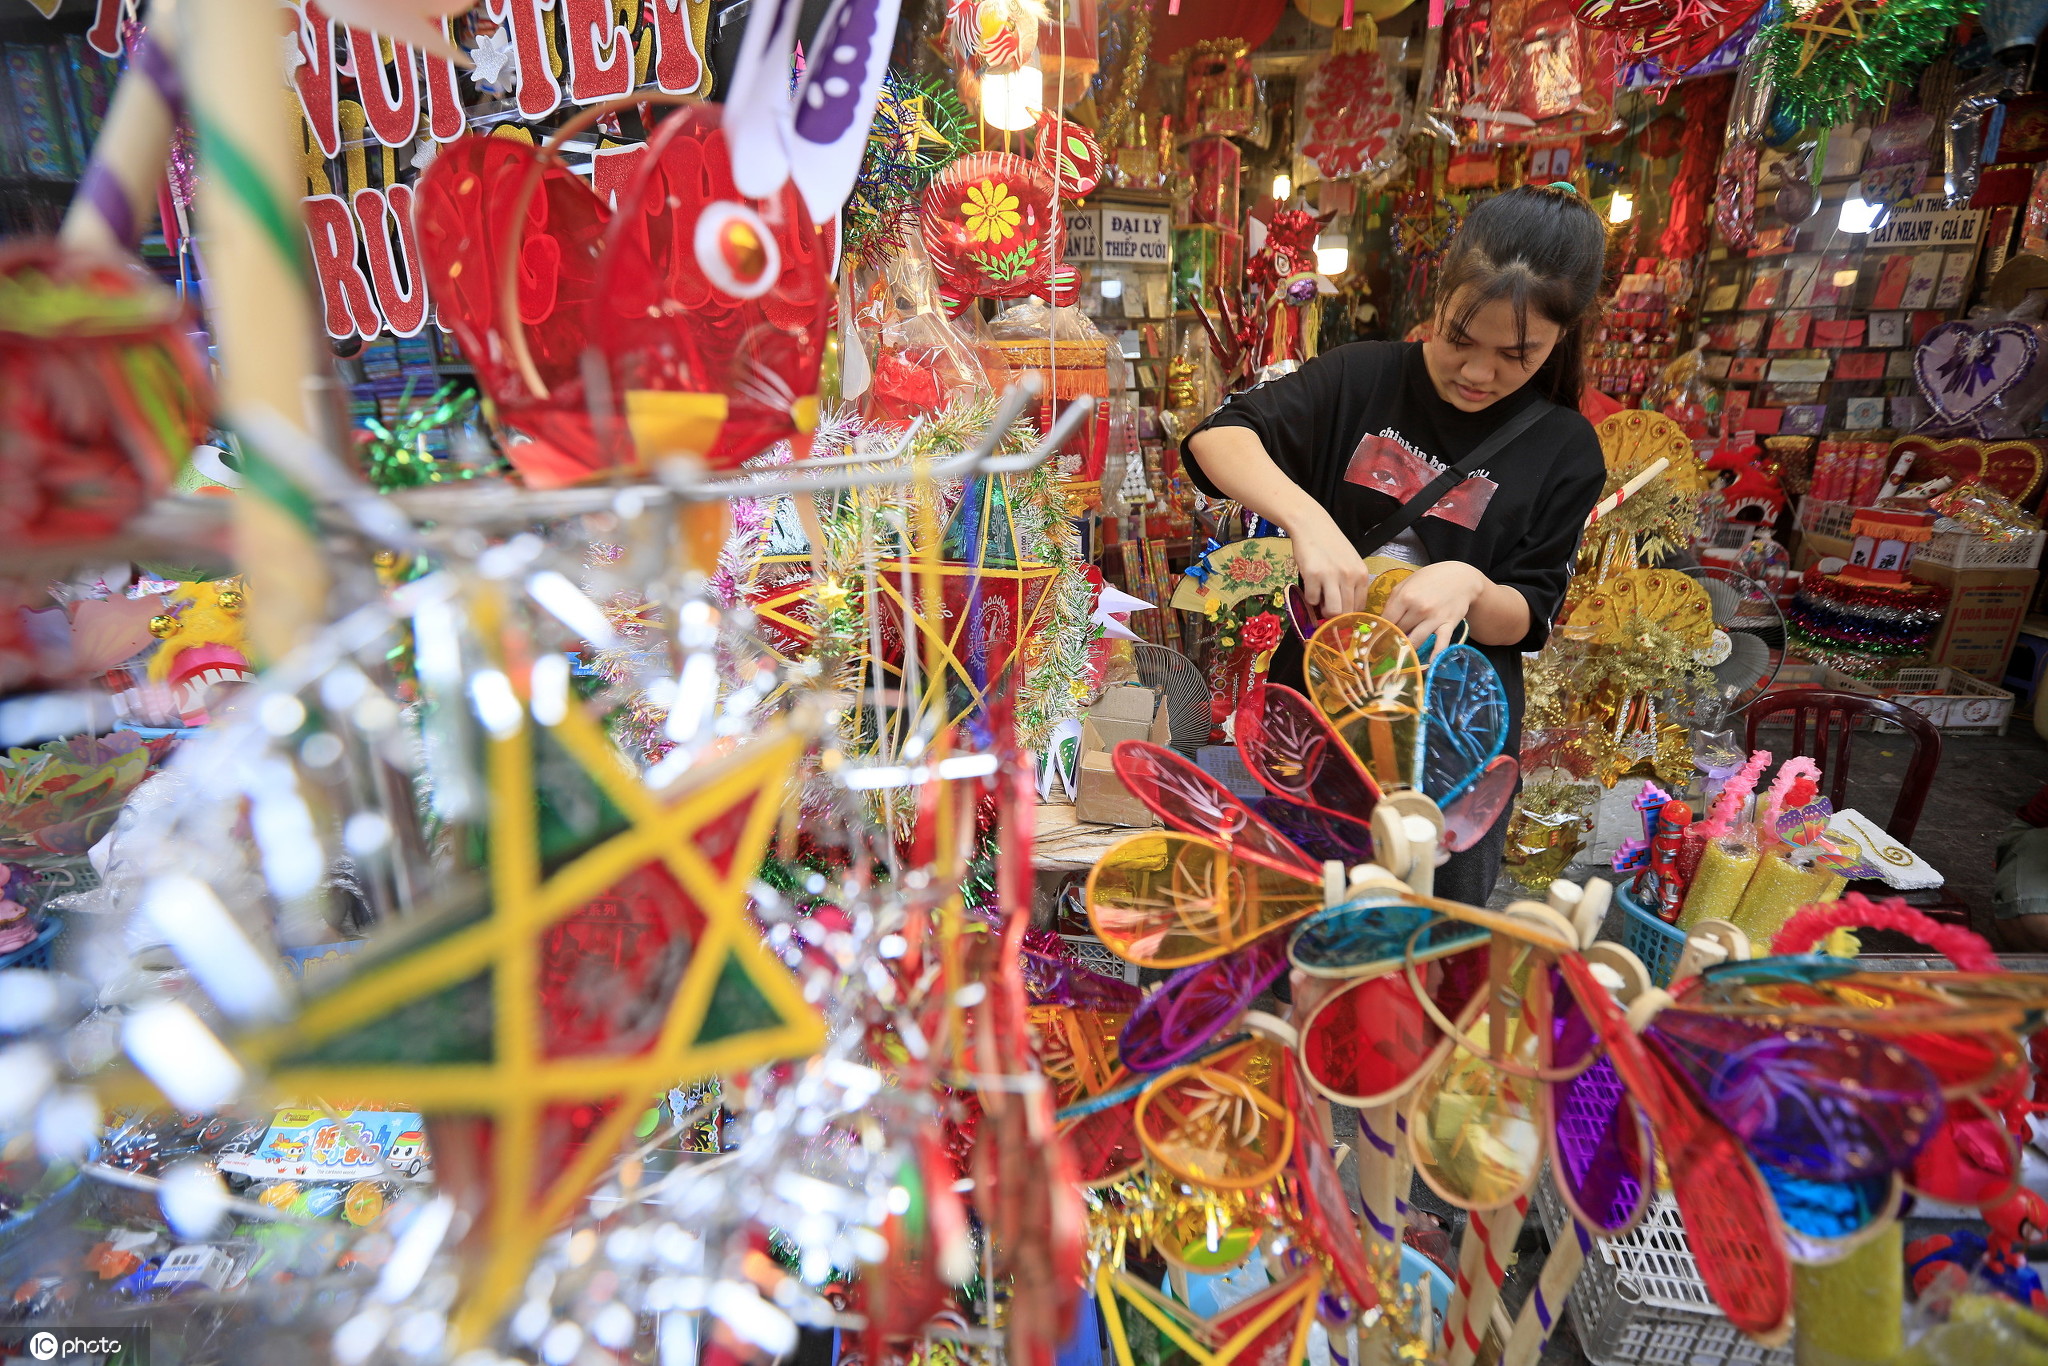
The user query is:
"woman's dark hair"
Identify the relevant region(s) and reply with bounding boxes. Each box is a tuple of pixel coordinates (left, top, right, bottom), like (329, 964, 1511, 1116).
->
(1434, 184, 1607, 409)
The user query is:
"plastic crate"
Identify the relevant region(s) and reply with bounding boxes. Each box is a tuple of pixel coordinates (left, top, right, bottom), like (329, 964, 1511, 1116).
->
(0, 913, 61, 971)
(1060, 933, 1141, 985)
(1534, 1177, 1795, 1366)
(1195, 745, 1266, 802)
(1613, 883, 1685, 988)
(1797, 498, 1855, 539)
(1917, 523, 2045, 572)
(1865, 668, 2016, 735)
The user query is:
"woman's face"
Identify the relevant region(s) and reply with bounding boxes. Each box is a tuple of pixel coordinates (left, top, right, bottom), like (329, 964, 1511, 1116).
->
(1422, 290, 1563, 411)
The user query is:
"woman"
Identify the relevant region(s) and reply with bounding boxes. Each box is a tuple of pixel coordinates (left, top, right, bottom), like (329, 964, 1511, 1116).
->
(1183, 184, 1609, 905)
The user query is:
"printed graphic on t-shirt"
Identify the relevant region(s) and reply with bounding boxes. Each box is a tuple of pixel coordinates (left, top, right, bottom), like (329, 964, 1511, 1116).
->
(1341, 429, 1500, 530)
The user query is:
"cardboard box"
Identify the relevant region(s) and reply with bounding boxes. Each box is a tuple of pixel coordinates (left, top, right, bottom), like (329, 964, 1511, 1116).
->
(1093, 684, 1160, 724)
(1071, 750, 1160, 827)
(1069, 685, 1173, 827)
(1912, 561, 2041, 683)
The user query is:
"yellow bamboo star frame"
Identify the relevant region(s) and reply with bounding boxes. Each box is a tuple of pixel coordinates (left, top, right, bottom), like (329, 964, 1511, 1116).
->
(871, 557, 1060, 723)
(1096, 1263, 1324, 1366)
(227, 688, 824, 1344)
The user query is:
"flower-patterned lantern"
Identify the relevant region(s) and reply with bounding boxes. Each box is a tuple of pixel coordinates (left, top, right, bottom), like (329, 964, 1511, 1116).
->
(920, 152, 1060, 308)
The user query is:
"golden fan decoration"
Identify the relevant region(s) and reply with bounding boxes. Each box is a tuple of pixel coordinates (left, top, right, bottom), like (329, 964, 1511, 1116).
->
(1581, 412, 1708, 582)
(1563, 568, 1716, 651)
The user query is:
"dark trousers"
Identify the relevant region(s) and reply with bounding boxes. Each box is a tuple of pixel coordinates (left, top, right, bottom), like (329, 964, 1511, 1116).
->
(1432, 802, 1510, 907)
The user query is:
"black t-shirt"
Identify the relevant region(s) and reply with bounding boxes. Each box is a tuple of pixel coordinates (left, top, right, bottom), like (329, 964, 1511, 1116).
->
(1181, 340, 1607, 741)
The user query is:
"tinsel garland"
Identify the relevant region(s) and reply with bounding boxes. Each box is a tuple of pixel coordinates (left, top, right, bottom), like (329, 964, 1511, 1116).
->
(360, 383, 489, 492)
(1784, 567, 1947, 676)
(841, 72, 974, 268)
(1658, 75, 1733, 260)
(1757, 0, 1981, 128)
(734, 400, 1098, 831)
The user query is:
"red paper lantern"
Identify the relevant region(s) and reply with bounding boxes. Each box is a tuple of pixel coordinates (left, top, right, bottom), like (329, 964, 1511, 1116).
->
(919, 153, 1060, 303)
(414, 104, 832, 487)
(1033, 112, 1104, 197)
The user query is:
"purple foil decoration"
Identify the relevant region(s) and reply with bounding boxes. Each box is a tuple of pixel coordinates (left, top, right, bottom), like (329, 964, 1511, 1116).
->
(1118, 931, 1290, 1073)
(1646, 1008, 1944, 1183)
(1021, 949, 1144, 1013)
(1551, 982, 1654, 1233)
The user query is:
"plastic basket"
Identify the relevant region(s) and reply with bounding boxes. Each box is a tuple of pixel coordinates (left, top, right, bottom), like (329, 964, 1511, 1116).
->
(1864, 668, 2016, 735)
(1796, 498, 1855, 539)
(1613, 883, 1685, 988)
(1534, 1177, 1795, 1366)
(1917, 523, 2045, 571)
(1060, 933, 1141, 985)
(0, 913, 62, 971)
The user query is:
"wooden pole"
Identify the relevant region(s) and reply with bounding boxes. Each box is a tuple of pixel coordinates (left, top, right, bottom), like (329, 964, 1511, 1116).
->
(177, 0, 333, 661)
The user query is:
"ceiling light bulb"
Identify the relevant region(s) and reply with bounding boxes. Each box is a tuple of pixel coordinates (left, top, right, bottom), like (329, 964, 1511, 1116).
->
(1272, 172, 1292, 202)
(1838, 196, 1883, 234)
(980, 65, 1044, 133)
(1608, 191, 1634, 224)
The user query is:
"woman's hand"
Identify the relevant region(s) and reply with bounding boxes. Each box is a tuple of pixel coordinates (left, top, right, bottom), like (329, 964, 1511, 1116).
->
(1290, 513, 1373, 617)
(1382, 561, 1493, 655)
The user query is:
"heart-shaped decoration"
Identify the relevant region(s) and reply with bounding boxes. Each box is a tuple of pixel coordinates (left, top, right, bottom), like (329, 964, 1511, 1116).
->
(1116, 930, 1290, 1073)
(1913, 320, 2041, 428)
(1414, 643, 1508, 805)
(415, 106, 832, 488)
(1441, 755, 1518, 852)
(1890, 433, 2047, 505)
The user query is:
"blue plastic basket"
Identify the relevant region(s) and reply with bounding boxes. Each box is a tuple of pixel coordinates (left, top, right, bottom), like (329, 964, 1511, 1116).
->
(0, 913, 61, 971)
(1614, 883, 1684, 987)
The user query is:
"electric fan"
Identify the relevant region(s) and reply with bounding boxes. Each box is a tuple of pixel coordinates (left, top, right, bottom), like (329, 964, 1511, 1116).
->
(1678, 564, 1785, 728)
(1131, 643, 1212, 756)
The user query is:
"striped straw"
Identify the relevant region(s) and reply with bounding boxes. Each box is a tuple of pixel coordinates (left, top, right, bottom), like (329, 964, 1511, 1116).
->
(1502, 1215, 1591, 1366)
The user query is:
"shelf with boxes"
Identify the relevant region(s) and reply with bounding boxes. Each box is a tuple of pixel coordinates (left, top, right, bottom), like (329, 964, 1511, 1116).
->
(1695, 191, 1988, 440)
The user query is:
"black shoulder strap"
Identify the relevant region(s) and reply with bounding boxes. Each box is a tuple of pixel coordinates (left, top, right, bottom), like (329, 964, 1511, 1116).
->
(1353, 399, 1555, 557)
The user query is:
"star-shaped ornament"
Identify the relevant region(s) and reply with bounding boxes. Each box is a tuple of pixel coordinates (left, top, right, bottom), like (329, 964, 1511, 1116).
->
(468, 26, 518, 93)
(120, 677, 823, 1344)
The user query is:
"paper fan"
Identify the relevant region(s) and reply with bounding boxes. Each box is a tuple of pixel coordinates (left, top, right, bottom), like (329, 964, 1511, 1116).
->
(1302, 612, 1424, 792)
(1565, 568, 1715, 652)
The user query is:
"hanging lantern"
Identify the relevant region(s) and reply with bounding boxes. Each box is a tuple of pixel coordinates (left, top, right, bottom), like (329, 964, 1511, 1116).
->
(1033, 112, 1105, 197)
(920, 152, 1061, 304)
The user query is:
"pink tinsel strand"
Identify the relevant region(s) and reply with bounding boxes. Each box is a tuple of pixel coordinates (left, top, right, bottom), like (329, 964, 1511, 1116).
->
(1697, 748, 1770, 841)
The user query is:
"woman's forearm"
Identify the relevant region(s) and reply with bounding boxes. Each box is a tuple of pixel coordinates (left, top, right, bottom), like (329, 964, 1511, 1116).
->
(1467, 583, 1532, 647)
(1187, 425, 1375, 616)
(1186, 426, 1340, 538)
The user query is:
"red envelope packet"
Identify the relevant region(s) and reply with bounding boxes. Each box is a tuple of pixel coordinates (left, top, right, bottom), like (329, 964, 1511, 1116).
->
(1813, 318, 1866, 348)
(1836, 351, 1887, 380)
(1767, 312, 1812, 349)
(1870, 254, 1914, 310)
